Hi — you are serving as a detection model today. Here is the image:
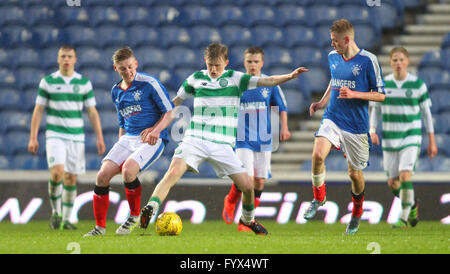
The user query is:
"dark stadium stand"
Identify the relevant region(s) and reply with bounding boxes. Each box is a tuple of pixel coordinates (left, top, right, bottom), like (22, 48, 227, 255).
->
(0, 0, 447, 175)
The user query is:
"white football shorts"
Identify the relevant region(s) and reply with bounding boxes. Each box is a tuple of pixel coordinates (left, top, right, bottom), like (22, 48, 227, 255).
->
(103, 135, 165, 171)
(316, 118, 370, 170)
(235, 148, 271, 179)
(173, 136, 247, 178)
(46, 137, 85, 175)
(383, 146, 419, 179)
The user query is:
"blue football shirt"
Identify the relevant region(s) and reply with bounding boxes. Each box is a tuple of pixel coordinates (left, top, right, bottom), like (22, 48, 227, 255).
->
(323, 49, 385, 134)
(236, 79, 288, 152)
(111, 72, 174, 142)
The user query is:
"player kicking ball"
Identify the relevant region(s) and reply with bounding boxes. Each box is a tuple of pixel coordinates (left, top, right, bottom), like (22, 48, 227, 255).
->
(139, 43, 308, 235)
(84, 47, 174, 237)
(303, 19, 385, 235)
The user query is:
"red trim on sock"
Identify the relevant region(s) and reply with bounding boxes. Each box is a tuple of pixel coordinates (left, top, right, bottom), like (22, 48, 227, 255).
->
(352, 194, 365, 218)
(125, 185, 142, 216)
(254, 197, 260, 208)
(227, 183, 242, 204)
(93, 193, 109, 228)
(312, 183, 326, 202)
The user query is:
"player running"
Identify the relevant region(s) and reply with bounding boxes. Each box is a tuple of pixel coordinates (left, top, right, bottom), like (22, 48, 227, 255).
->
(140, 43, 308, 235)
(84, 47, 174, 237)
(222, 46, 291, 231)
(304, 19, 385, 235)
(369, 47, 438, 228)
(28, 45, 105, 230)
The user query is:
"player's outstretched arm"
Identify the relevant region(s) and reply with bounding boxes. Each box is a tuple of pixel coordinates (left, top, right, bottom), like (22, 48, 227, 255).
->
(338, 86, 385, 102)
(257, 67, 308, 87)
(309, 81, 331, 117)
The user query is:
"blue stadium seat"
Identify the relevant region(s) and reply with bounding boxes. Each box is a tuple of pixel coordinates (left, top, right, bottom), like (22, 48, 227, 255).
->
(189, 26, 222, 48)
(0, 89, 21, 111)
(12, 47, 40, 69)
(25, 5, 56, 26)
(148, 5, 183, 27)
(440, 48, 450, 70)
(419, 50, 442, 70)
(85, 152, 102, 170)
(314, 25, 333, 49)
(159, 26, 192, 48)
(15, 67, 45, 90)
(424, 71, 450, 90)
(99, 111, 118, 133)
(127, 26, 160, 48)
(220, 25, 253, 47)
(291, 47, 327, 68)
(307, 5, 339, 27)
(365, 155, 383, 171)
(12, 154, 46, 170)
(95, 26, 128, 48)
(0, 6, 26, 27)
(276, 4, 308, 27)
(40, 46, 59, 71)
(94, 89, 114, 112)
(432, 156, 450, 172)
(166, 46, 201, 69)
(282, 89, 306, 115)
(338, 5, 381, 37)
(302, 0, 338, 6)
(77, 46, 111, 70)
(0, 48, 9, 69)
(134, 46, 167, 69)
(300, 159, 312, 171)
(78, 68, 109, 89)
(435, 134, 450, 156)
(162, 139, 179, 157)
(88, 7, 121, 27)
(438, 112, 450, 134)
(6, 132, 30, 155)
(229, 45, 249, 69)
(3, 26, 40, 48)
(354, 24, 379, 50)
(244, 5, 277, 27)
(119, 6, 151, 27)
(34, 25, 68, 48)
(182, 5, 213, 26)
(442, 32, 450, 49)
(65, 26, 97, 47)
(58, 7, 90, 27)
(0, 68, 16, 88)
(141, 68, 178, 91)
(414, 156, 432, 172)
(325, 154, 347, 171)
(252, 25, 284, 47)
(418, 67, 443, 90)
(212, 5, 246, 27)
(84, 133, 98, 153)
(22, 89, 37, 112)
(375, 0, 402, 30)
(264, 46, 293, 68)
(0, 155, 9, 170)
(298, 66, 329, 94)
(284, 26, 316, 48)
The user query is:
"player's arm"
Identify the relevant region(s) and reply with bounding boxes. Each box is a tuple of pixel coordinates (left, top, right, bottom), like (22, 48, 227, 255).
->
(369, 102, 381, 145)
(86, 106, 106, 155)
(310, 80, 332, 117)
(421, 105, 438, 159)
(338, 87, 385, 102)
(140, 110, 174, 145)
(279, 111, 291, 141)
(172, 96, 184, 107)
(28, 104, 45, 155)
(257, 67, 308, 87)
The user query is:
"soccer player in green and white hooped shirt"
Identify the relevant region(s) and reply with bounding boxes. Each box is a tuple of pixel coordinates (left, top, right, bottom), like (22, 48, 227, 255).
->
(369, 47, 438, 228)
(28, 45, 105, 230)
(139, 43, 308, 235)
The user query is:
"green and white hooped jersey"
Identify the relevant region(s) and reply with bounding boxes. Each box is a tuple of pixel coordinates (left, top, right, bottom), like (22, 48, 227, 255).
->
(371, 73, 431, 151)
(36, 70, 96, 142)
(177, 69, 259, 147)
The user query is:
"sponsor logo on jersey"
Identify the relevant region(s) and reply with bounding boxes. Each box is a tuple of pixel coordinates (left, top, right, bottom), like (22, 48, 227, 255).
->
(119, 104, 142, 118)
(331, 78, 356, 89)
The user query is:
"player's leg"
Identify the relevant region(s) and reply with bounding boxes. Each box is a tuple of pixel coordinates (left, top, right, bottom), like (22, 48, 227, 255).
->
(229, 172, 267, 235)
(140, 157, 188, 229)
(304, 136, 332, 220)
(60, 172, 77, 230)
(48, 164, 64, 229)
(83, 160, 121, 237)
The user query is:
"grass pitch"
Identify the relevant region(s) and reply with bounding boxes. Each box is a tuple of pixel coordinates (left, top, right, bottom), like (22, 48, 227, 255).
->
(0, 220, 448, 254)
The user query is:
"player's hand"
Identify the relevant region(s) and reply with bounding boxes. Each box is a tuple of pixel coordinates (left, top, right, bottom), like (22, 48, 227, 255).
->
(280, 127, 291, 141)
(140, 127, 160, 145)
(337, 86, 356, 99)
(428, 142, 438, 159)
(309, 101, 324, 117)
(28, 139, 39, 155)
(97, 139, 106, 155)
(370, 133, 380, 146)
(289, 67, 309, 79)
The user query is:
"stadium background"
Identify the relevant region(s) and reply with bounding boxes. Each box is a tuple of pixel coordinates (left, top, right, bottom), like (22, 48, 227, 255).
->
(0, 0, 448, 225)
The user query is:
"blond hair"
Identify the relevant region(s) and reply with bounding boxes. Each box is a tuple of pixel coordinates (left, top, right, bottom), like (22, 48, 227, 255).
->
(330, 19, 354, 37)
(112, 46, 135, 64)
(389, 46, 409, 59)
(204, 43, 228, 61)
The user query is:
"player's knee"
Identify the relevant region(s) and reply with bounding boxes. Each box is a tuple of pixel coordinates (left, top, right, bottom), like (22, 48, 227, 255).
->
(96, 169, 111, 187)
(312, 151, 326, 165)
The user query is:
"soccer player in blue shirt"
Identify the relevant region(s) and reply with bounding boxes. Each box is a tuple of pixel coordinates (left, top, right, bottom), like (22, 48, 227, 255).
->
(84, 47, 174, 237)
(222, 47, 291, 231)
(303, 19, 385, 235)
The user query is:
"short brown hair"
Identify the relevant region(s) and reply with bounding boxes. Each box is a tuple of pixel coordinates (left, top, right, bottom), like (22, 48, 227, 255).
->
(389, 46, 409, 59)
(244, 46, 264, 60)
(112, 46, 135, 64)
(330, 19, 354, 37)
(204, 43, 228, 61)
(59, 45, 76, 56)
